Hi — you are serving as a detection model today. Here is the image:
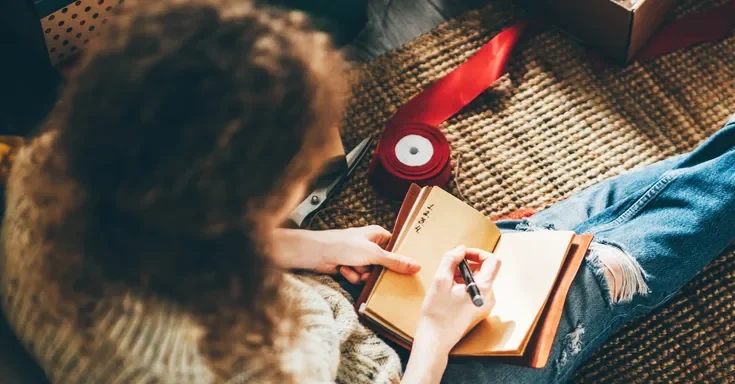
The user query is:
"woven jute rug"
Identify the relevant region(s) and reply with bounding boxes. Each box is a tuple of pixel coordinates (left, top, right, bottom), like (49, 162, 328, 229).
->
(310, 0, 735, 382)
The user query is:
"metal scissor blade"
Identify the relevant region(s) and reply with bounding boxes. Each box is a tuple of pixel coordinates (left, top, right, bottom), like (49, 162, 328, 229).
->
(286, 136, 374, 228)
(324, 135, 373, 198)
(345, 136, 373, 176)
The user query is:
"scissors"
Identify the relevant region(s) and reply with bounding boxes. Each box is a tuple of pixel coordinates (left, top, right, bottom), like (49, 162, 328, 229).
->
(288, 136, 374, 228)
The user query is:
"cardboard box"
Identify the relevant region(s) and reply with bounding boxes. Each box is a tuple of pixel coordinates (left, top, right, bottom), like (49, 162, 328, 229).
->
(535, 0, 675, 64)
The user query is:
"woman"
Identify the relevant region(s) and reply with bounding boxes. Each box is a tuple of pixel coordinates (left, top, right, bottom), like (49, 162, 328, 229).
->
(1, 1, 495, 382)
(2, 1, 734, 383)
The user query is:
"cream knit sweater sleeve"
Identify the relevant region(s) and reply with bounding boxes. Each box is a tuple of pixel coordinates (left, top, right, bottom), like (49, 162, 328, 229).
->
(0, 132, 403, 384)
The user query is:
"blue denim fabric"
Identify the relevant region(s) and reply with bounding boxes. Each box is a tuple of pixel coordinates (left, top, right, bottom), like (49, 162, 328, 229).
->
(428, 115, 735, 383)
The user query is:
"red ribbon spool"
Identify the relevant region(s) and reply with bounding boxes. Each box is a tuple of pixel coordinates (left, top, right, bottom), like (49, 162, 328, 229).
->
(368, 123, 452, 200)
(368, 21, 528, 199)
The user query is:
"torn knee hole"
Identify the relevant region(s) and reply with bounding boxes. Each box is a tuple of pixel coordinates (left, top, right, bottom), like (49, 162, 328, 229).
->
(557, 323, 585, 368)
(588, 242, 650, 303)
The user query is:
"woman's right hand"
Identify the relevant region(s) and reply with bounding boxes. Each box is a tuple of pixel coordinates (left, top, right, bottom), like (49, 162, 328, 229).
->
(402, 246, 501, 384)
(415, 245, 501, 355)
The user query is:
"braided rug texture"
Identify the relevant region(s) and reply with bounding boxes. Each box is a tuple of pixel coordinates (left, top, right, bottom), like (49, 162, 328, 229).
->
(310, 0, 735, 382)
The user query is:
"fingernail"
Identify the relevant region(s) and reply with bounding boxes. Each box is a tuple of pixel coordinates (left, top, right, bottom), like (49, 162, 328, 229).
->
(455, 244, 466, 251)
(408, 259, 421, 270)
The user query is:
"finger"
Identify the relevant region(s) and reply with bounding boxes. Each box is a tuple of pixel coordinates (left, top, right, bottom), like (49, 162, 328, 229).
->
(475, 254, 502, 284)
(360, 272, 371, 282)
(436, 245, 467, 281)
(451, 283, 468, 298)
(339, 266, 362, 284)
(453, 263, 480, 279)
(353, 265, 371, 275)
(364, 225, 392, 249)
(455, 259, 480, 268)
(374, 250, 421, 274)
(463, 248, 491, 263)
(467, 261, 482, 273)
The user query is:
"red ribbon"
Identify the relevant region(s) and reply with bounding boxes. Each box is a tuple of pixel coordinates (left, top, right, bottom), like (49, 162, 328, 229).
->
(369, 21, 528, 199)
(637, 0, 735, 60)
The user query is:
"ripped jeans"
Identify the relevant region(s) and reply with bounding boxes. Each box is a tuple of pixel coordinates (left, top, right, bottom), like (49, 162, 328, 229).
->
(427, 114, 735, 383)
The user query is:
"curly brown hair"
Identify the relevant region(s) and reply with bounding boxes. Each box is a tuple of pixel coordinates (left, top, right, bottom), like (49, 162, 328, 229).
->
(39, 0, 346, 380)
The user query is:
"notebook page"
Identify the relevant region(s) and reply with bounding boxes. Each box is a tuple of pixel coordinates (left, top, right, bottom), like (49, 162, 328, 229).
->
(361, 185, 429, 315)
(452, 230, 574, 355)
(364, 187, 501, 339)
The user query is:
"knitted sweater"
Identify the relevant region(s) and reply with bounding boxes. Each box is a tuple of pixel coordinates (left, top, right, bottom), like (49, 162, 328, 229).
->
(0, 132, 403, 383)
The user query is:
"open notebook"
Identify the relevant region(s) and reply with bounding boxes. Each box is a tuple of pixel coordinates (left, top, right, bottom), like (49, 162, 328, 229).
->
(355, 184, 592, 368)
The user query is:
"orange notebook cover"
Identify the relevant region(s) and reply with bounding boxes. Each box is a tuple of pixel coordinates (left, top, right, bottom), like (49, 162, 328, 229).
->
(355, 184, 592, 368)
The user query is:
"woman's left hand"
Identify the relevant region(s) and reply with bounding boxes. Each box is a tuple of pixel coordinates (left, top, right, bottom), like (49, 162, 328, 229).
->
(272, 226, 421, 283)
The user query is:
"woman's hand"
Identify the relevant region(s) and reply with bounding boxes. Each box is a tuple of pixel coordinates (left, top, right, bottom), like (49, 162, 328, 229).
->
(401, 246, 500, 384)
(271, 226, 421, 282)
(402, 245, 500, 384)
(416, 245, 500, 353)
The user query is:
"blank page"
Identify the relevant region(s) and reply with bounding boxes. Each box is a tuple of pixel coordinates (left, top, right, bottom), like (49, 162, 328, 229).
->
(452, 230, 575, 355)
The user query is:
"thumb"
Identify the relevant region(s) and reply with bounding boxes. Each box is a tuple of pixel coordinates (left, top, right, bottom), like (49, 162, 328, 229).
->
(375, 250, 421, 274)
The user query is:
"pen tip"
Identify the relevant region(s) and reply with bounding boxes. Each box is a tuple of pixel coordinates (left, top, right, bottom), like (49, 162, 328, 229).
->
(472, 296, 484, 307)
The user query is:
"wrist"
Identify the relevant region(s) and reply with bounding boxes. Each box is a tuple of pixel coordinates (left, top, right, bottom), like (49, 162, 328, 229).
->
(414, 319, 453, 356)
(403, 335, 449, 384)
(271, 228, 325, 270)
(414, 316, 454, 355)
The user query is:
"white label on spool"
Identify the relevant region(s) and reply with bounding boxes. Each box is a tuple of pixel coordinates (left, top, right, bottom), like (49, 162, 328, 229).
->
(394, 134, 434, 167)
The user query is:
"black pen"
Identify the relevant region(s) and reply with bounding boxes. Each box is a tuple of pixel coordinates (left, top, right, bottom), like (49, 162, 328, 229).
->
(459, 259, 484, 307)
